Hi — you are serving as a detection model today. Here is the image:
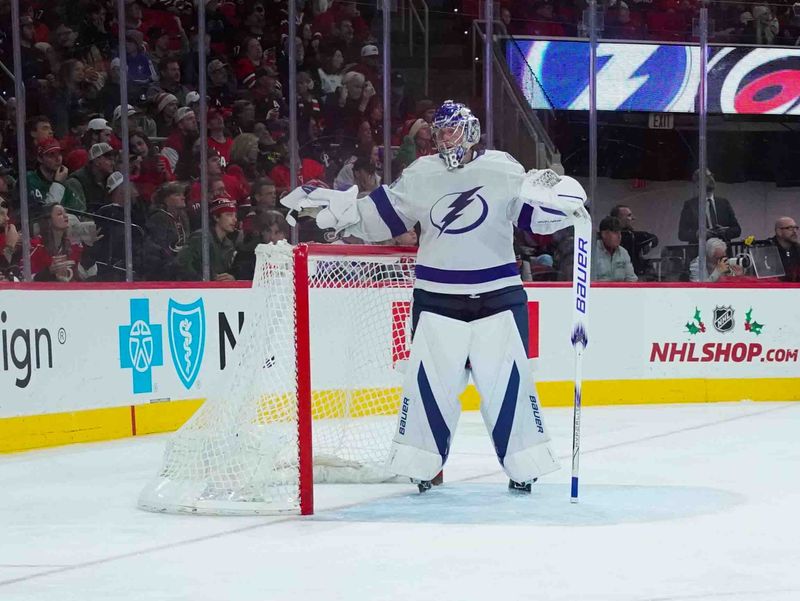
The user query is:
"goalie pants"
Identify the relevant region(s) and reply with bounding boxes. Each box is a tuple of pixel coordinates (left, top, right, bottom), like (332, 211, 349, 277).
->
(388, 285, 559, 483)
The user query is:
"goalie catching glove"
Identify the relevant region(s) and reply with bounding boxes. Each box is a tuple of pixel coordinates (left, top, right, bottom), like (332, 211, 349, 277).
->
(518, 169, 590, 232)
(280, 185, 360, 233)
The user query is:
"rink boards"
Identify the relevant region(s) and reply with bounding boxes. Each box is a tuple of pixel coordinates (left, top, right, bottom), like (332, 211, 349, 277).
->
(1, 281, 798, 452)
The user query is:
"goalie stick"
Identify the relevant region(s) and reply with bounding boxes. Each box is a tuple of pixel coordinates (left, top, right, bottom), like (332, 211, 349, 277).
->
(569, 215, 591, 503)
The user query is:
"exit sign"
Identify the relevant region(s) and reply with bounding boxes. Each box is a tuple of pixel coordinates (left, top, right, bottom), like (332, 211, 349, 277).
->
(648, 113, 674, 129)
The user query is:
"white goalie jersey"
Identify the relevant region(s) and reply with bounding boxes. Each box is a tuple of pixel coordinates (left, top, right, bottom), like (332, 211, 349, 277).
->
(284, 150, 588, 295)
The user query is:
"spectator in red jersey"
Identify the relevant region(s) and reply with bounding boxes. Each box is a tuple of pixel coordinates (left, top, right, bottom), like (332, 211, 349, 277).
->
(188, 147, 250, 213)
(239, 176, 279, 235)
(60, 110, 91, 155)
(30, 203, 99, 282)
(270, 154, 326, 197)
(296, 71, 322, 125)
(208, 110, 233, 165)
(235, 36, 266, 90)
(130, 130, 175, 204)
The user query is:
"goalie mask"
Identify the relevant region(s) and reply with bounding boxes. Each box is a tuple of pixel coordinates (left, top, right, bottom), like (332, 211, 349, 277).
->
(432, 100, 481, 171)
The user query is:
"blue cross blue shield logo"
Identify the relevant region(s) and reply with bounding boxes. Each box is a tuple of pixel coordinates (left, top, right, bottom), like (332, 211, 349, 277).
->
(167, 298, 206, 390)
(119, 299, 163, 394)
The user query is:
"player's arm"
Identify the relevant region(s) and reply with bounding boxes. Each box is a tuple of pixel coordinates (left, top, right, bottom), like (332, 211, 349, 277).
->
(281, 178, 417, 243)
(509, 169, 590, 235)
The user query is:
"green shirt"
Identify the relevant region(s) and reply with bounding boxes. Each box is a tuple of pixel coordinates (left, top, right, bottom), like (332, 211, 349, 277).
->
(176, 229, 237, 281)
(26, 169, 81, 214)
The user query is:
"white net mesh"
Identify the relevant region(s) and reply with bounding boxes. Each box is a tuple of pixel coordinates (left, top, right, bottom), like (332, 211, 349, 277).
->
(138, 242, 415, 515)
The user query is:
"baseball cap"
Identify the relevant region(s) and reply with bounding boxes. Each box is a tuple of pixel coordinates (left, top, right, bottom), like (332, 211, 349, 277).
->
(113, 104, 138, 121)
(89, 142, 116, 161)
(186, 91, 201, 104)
(88, 118, 112, 132)
(361, 44, 379, 57)
(207, 59, 227, 74)
(175, 107, 195, 123)
(210, 196, 237, 216)
(107, 171, 124, 193)
(37, 138, 62, 156)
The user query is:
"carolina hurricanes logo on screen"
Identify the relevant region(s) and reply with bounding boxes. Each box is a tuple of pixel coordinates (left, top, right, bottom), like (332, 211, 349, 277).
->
(429, 187, 488, 237)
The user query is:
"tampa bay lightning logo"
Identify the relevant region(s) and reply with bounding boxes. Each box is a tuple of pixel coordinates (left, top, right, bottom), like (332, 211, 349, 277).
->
(167, 298, 206, 390)
(429, 186, 488, 237)
(523, 41, 694, 112)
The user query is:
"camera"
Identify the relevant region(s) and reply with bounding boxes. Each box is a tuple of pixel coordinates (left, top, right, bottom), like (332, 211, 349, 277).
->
(725, 254, 751, 269)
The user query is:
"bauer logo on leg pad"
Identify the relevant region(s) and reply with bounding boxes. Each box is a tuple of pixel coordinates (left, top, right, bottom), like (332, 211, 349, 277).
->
(399, 397, 410, 435)
(529, 395, 545, 434)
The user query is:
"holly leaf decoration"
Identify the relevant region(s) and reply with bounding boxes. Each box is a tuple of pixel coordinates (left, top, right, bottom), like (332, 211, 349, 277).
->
(745, 308, 753, 323)
(693, 308, 702, 323)
(686, 322, 701, 335)
(750, 321, 764, 335)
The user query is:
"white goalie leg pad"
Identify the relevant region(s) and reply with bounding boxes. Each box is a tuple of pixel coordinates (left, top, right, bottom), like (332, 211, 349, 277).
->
(387, 312, 471, 481)
(468, 311, 560, 482)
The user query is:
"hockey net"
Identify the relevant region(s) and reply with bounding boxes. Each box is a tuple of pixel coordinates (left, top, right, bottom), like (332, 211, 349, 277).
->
(138, 242, 416, 515)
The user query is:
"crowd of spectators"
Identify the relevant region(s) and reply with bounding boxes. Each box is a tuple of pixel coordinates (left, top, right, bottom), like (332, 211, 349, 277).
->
(0, 0, 798, 285)
(490, 0, 800, 45)
(0, 0, 446, 282)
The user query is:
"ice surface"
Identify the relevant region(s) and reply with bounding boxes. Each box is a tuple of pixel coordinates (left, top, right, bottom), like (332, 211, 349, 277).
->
(1, 401, 799, 601)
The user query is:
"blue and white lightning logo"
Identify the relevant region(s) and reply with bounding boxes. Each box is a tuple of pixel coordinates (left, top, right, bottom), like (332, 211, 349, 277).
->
(119, 299, 163, 394)
(429, 186, 488, 237)
(523, 41, 696, 112)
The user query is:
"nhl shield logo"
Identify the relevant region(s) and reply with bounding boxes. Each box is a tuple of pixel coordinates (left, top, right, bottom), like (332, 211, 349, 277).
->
(168, 298, 206, 389)
(713, 306, 735, 334)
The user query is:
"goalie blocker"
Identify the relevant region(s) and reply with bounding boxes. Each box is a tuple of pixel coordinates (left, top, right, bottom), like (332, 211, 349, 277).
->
(388, 286, 560, 484)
